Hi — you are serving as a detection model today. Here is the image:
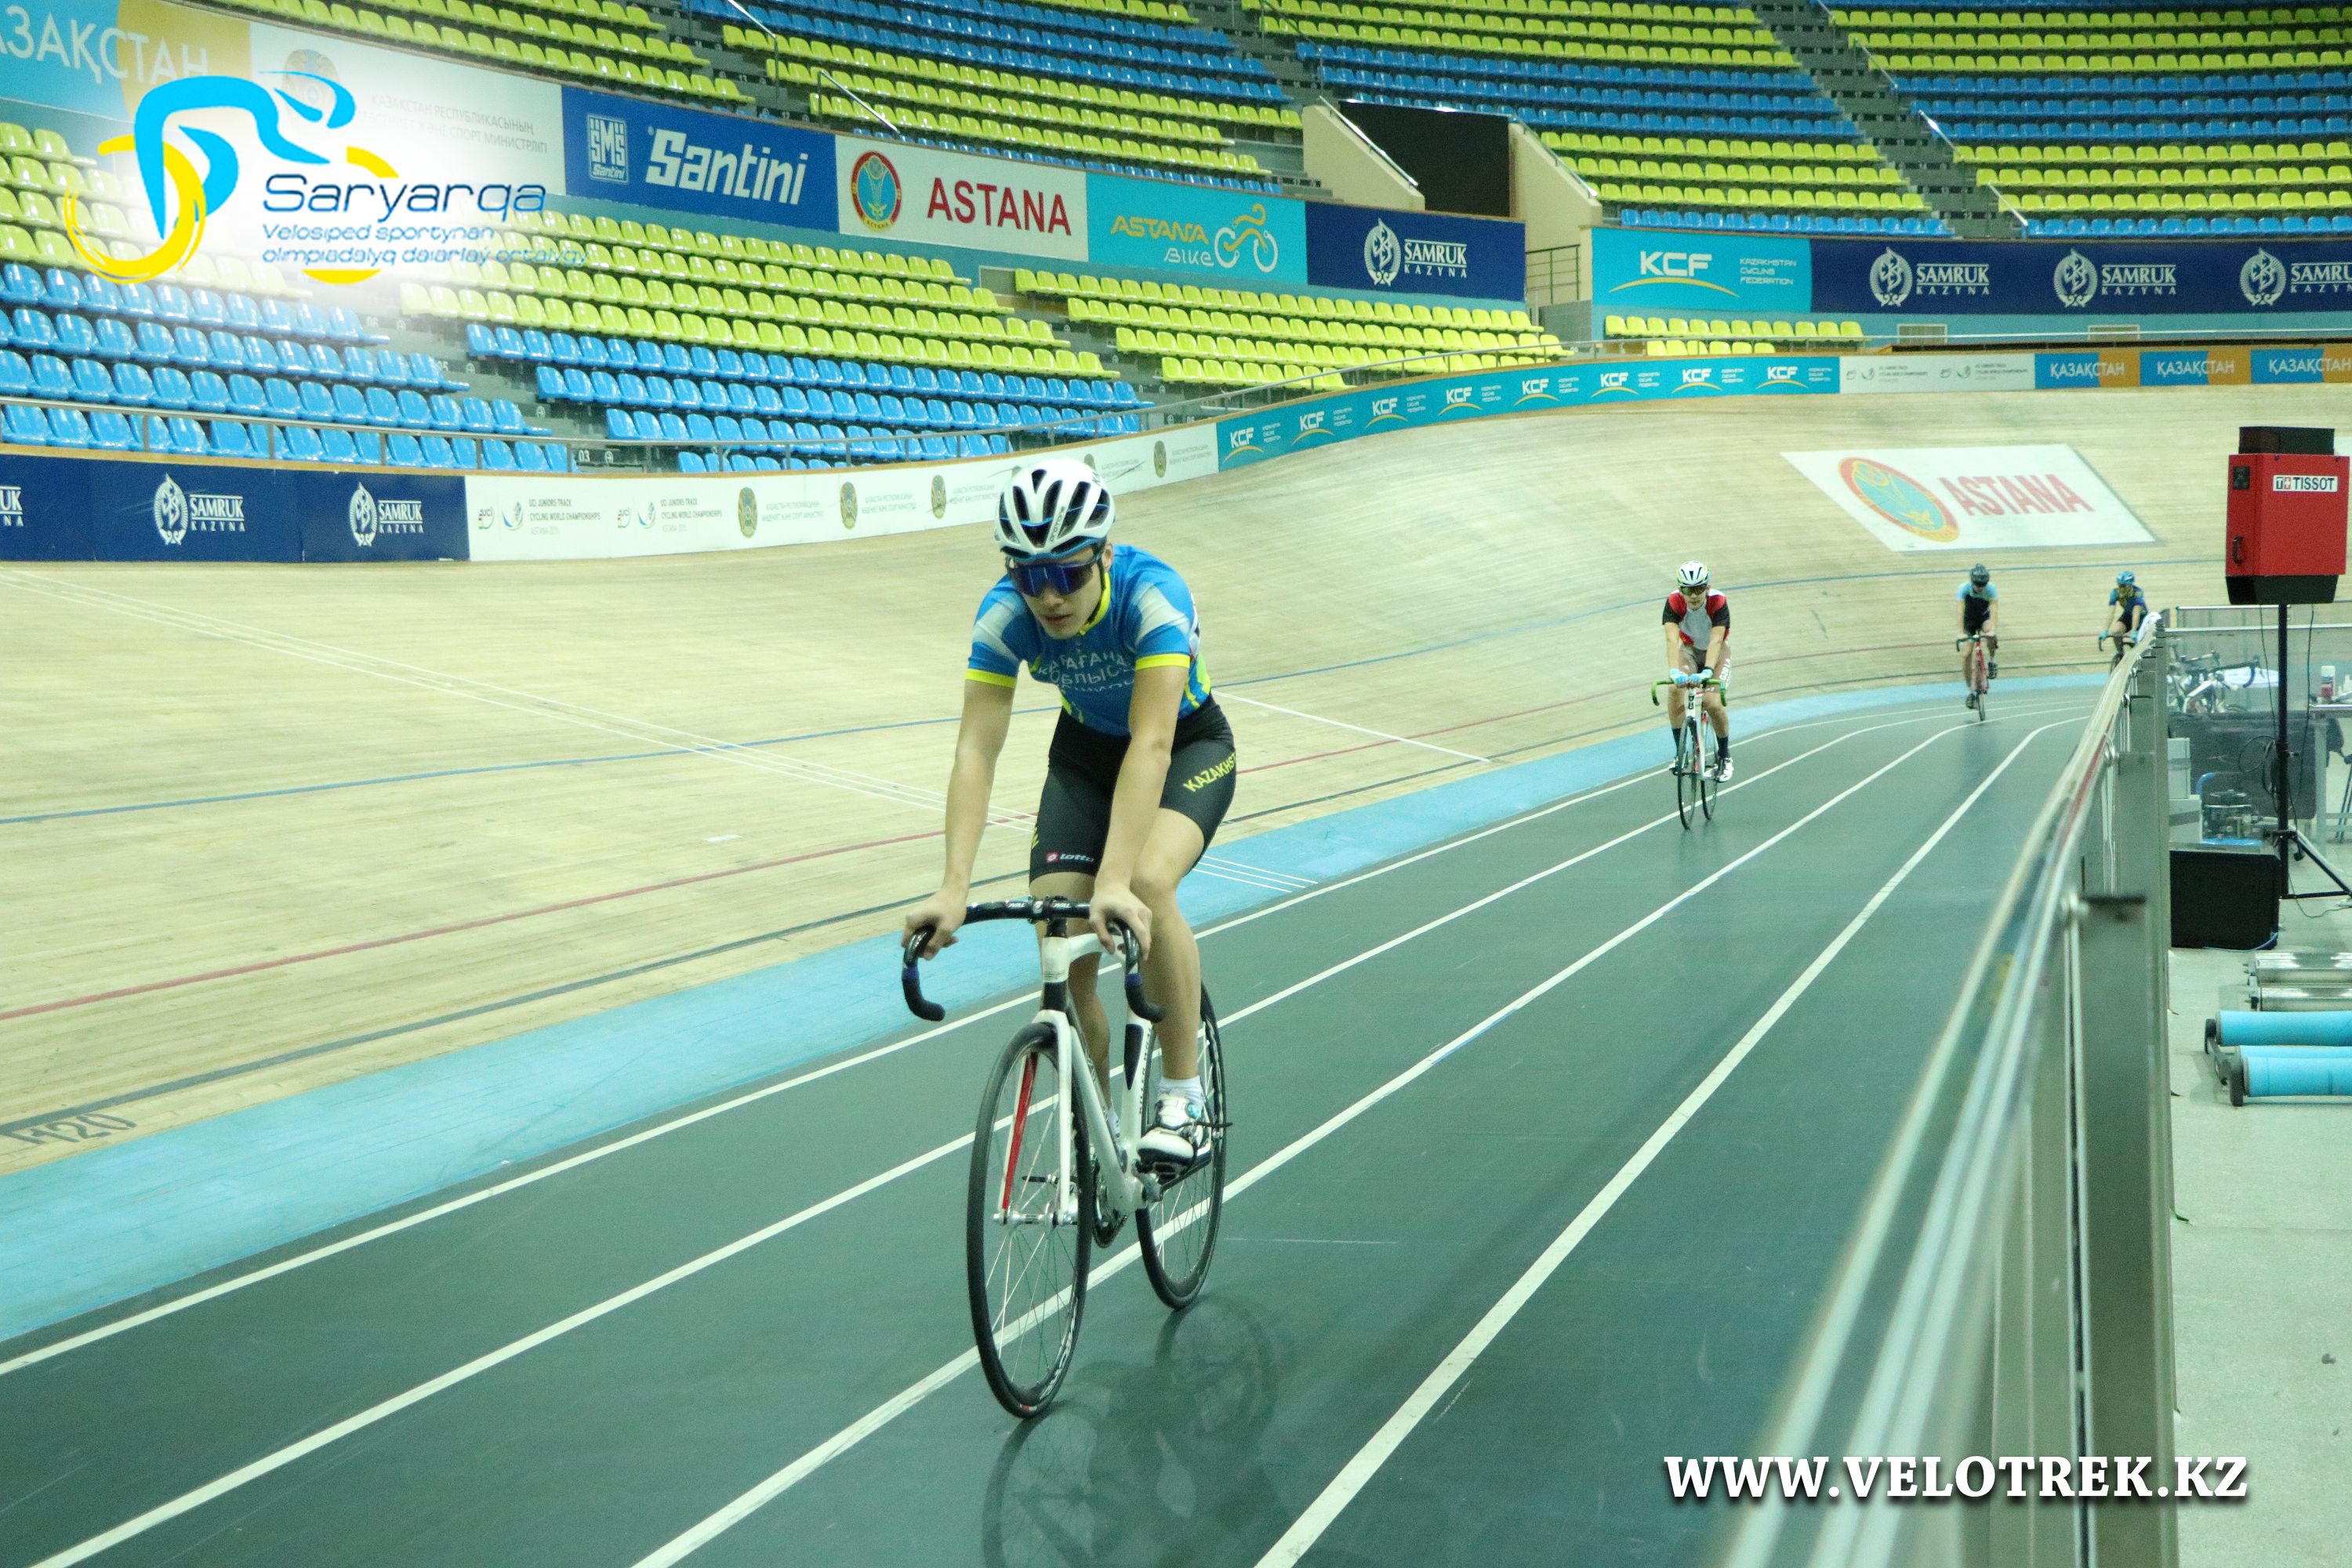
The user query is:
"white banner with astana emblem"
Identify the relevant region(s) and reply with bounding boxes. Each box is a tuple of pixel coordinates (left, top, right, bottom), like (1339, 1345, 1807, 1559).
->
(463, 425, 1217, 561)
(1783, 445, 2155, 554)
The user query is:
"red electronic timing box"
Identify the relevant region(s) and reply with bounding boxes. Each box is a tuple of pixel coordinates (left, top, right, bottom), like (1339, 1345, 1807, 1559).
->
(2227, 450, 2350, 605)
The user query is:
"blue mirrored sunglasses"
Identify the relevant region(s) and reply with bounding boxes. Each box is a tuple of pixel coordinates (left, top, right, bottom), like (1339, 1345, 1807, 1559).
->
(1006, 546, 1102, 597)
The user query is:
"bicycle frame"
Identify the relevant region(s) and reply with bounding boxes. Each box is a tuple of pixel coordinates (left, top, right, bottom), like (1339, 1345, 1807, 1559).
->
(1956, 633, 1990, 691)
(905, 899, 1167, 1229)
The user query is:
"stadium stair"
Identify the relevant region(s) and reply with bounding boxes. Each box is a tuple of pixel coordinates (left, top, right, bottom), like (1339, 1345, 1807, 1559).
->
(1751, 0, 2019, 234)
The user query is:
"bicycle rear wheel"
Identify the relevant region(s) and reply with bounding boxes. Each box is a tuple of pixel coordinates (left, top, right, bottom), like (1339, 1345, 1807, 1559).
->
(1975, 655, 1989, 723)
(1674, 724, 1695, 829)
(1139, 989, 1229, 1310)
(967, 1022, 1093, 1418)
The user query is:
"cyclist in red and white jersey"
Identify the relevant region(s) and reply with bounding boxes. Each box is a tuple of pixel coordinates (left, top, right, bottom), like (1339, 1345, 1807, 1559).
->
(1663, 561, 1733, 779)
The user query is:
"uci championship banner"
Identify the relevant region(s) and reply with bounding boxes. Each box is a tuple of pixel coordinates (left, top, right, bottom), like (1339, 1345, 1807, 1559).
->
(1084, 172, 1308, 285)
(1591, 227, 1811, 315)
(1303, 201, 1526, 302)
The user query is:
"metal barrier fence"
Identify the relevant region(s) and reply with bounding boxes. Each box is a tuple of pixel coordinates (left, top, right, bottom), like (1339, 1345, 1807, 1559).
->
(1721, 622, 2176, 1568)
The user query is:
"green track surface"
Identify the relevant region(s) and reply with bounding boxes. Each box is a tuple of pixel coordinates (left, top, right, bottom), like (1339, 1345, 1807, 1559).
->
(0, 692, 2089, 1568)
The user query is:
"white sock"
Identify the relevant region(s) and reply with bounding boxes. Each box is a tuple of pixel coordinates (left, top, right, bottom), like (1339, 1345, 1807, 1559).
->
(1160, 1075, 1203, 1108)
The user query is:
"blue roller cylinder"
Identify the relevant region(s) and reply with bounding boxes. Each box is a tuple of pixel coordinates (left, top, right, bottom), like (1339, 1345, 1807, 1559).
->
(2241, 1046, 2352, 1098)
(2213, 1010, 2352, 1047)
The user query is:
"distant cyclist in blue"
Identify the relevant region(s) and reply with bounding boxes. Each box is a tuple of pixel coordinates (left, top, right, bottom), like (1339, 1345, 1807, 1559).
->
(1957, 561, 1998, 708)
(906, 457, 1232, 1172)
(2104, 570, 2148, 662)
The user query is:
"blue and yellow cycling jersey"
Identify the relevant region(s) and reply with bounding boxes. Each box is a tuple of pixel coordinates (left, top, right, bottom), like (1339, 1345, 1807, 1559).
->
(966, 543, 1212, 736)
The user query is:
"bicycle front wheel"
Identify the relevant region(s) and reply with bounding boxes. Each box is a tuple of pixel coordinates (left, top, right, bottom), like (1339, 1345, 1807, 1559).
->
(967, 1023, 1093, 1418)
(1698, 744, 1718, 819)
(1675, 723, 1696, 829)
(1139, 988, 1229, 1310)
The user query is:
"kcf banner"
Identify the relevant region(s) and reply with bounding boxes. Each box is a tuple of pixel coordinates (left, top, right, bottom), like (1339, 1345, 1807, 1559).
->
(1304, 202, 1525, 301)
(1086, 173, 1308, 284)
(1592, 227, 1811, 314)
(564, 86, 835, 232)
(1813, 235, 2352, 317)
(833, 136, 1088, 262)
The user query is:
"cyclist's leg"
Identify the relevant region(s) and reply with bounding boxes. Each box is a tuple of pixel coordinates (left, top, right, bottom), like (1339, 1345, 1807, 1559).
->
(1665, 644, 1697, 734)
(1141, 712, 1239, 1081)
(1702, 650, 1730, 750)
(1030, 729, 1120, 1083)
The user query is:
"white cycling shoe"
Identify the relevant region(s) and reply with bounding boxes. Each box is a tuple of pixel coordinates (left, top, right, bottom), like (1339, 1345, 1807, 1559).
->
(1712, 755, 1733, 782)
(1137, 1091, 1211, 1173)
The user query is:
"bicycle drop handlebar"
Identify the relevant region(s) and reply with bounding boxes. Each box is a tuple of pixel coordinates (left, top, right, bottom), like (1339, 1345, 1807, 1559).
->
(901, 898, 1163, 1025)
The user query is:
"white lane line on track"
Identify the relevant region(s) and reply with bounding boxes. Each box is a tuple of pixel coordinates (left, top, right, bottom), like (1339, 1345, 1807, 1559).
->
(1246, 718, 2076, 1567)
(1217, 692, 1490, 763)
(0, 697, 2082, 1388)
(619, 710, 2058, 1567)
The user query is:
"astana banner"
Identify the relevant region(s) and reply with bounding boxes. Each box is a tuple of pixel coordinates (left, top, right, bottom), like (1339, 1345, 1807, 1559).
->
(1085, 172, 1308, 285)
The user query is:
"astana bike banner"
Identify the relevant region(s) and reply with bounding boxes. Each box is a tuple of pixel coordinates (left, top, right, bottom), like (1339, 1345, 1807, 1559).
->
(1302, 201, 1527, 302)
(1782, 445, 2154, 554)
(1084, 173, 1308, 285)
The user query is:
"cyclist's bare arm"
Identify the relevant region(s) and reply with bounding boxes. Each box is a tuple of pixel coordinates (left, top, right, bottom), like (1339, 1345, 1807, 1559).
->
(1090, 662, 1189, 950)
(1702, 626, 1727, 674)
(907, 677, 1016, 955)
(1663, 623, 1686, 670)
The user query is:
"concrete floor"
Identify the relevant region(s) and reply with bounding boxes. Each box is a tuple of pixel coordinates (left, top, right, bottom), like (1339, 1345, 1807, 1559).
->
(2169, 915, 2352, 1568)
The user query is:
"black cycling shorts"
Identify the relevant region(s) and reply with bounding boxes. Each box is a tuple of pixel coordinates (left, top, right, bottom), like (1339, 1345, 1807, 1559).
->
(1962, 599, 1992, 633)
(1030, 699, 1236, 882)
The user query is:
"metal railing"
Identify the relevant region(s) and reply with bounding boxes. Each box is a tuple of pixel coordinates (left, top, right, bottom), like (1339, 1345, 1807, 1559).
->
(1722, 620, 2176, 1568)
(1526, 242, 1582, 308)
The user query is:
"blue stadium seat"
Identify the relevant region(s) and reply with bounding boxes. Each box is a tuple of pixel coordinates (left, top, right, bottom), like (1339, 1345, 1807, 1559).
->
(604, 408, 635, 441)
(686, 412, 717, 443)
(549, 333, 583, 367)
(227, 374, 268, 418)
(45, 406, 95, 448)
(332, 383, 368, 424)
(520, 329, 552, 362)
(351, 430, 383, 466)
(2, 399, 49, 444)
(169, 416, 212, 456)
(10, 307, 55, 352)
(149, 365, 194, 410)
(672, 379, 703, 413)
(458, 396, 495, 434)
(425, 394, 462, 431)
(387, 432, 426, 466)
(222, 292, 260, 332)
(361, 386, 398, 425)
(656, 412, 690, 442)
(86, 408, 136, 451)
(306, 343, 344, 379)
(299, 380, 336, 422)
(321, 426, 359, 465)
(151, 285, 192, 324)
(375, 350, 411, 389)
(597, 370, 630, 405)
(280, 424, 327, 463)
(449, 436, 478, 469)
(187, 288, 225, 328)
(30, 354, 71, 400)
(111, 361, 156, 407)
(405, 352, 447, 389)
(293, 302, 331, 339)
(573, 336, 608, 370)
(204, 330, 245, 372)
(679, 450, 706, 474)
(420, 434, 458, 469)
(482, 438, 515, 470)
(517, 440, 547, 473)
(0, 263, 45, 308)
(536, 365, 567, 401)
(70, 357, 113, 402)
(396, 389, 432, 426)
(265, 379, 303, 421)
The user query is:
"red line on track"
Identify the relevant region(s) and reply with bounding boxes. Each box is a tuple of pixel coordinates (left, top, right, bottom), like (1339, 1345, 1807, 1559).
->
(0, 828, 942, 1022)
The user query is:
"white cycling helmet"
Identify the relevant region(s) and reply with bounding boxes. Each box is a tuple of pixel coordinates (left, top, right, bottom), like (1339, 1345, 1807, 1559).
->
(1677, 561, 1710, 591)
(994, 457, 1112, 561)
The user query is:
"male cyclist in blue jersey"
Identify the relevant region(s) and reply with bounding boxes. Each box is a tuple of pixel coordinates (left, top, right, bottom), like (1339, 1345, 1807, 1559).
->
(2103, 570, 2148, 663)
(1664, 561, 1733, 779)
(1958, 561, 1998, 708)
(906, 458, 1232, 1173)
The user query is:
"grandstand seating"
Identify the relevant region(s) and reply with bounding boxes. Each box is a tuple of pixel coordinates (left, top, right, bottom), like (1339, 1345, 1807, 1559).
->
(706, 0, 1285, 188)
(1022, 268, 1564, 390)
(1262, 4, 1946, 234)
(1843, 2, 2352, 235)
(1601, 311, 1867, 350)
(199, 0, 746, 103)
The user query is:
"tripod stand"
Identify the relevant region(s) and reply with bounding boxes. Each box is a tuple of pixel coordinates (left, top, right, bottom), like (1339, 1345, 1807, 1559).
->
(2268, 602, 2352, 901)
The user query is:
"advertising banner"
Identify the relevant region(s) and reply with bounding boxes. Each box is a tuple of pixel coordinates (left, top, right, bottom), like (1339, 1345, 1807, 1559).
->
(294, 470, 468, 561)
(1085, 174, 1308, 284)
(833, 135, 1088, 262)
(2249, 345, 2352, 383)
(1303, 201, 1525, 302)
(1838, 354, 2037, 395)
(563, 86, 835, 233)
(0, 0, 251, 121)
(0, 456, 96, 560)
(1783, 445, 2154, 554)
(86, 459, 301, 561)
(1592, 228, 1811, 315)
(1813, 235, 2352, 317)
(1217, 354, 1837, 466)
(463, 423, 1214, 562)
(2034, 350, 2143, 390)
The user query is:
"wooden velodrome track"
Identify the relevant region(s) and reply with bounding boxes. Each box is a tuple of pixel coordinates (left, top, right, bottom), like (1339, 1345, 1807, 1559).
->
(1, 382, 2343, 1177)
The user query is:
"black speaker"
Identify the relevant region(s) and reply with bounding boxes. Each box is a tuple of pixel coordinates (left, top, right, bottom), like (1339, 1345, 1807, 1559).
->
(2170, 848, 2281, 948)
